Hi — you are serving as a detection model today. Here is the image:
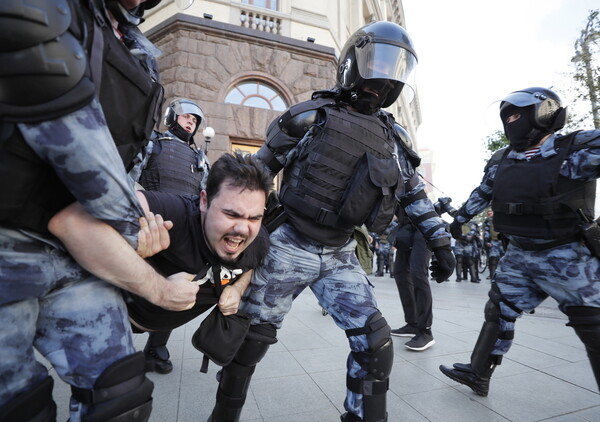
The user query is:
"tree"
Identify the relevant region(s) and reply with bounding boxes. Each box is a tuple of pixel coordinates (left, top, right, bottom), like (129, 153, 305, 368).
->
(571, 9, 600, 129)
(484, 130, 508, 156)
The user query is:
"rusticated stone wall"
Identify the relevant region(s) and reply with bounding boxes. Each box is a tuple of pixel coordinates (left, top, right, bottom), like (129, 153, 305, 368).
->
(145, 14, 337, 161)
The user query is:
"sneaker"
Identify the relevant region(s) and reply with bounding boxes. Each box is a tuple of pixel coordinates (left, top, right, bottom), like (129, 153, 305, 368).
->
(439, 363, 490, 396)
(405, 331, 435, 351)
(391, 325, 419, 337)
(144, 346, 173, 374)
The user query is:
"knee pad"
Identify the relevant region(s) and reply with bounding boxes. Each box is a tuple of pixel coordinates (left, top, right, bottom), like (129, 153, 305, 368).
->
(345, 311, 393, 422)
(234, 323, 277, 368)
(0, 376, 56, 422)
(71, 352, 153, 422)
(345, 311, 393, 380)
(220, 323, 277, 389)
(488, 283, 520, 322)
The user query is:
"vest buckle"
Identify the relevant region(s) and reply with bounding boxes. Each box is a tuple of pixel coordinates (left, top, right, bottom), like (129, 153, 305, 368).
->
(507, 203, 524, 215)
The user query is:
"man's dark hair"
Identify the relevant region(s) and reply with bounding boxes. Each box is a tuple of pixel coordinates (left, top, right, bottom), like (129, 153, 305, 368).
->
(205, 152, 273, 205)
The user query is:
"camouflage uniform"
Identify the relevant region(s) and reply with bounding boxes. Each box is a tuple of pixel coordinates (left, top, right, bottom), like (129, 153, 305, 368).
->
(242, 180, 448, 418)
(449, 131, 600, 385)
(0, 0, 163, 419)
(0, 101, 143, 420)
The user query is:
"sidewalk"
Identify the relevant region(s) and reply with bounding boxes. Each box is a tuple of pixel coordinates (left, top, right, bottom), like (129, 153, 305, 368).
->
(51, 270, 599, 421)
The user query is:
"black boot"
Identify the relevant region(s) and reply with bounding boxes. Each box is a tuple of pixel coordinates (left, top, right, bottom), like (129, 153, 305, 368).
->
(439, 363, 493, 396)
(469, 263, 479, 283)
(455, 257, 463, 282)
(144, 330, 173, 374)
(488, 258, 498, 280)
(340, 411, 365, 421)
(439, 298, 506, 396)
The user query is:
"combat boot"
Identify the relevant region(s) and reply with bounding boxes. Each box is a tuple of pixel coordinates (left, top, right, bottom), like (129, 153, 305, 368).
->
(439, 363, 493, 396)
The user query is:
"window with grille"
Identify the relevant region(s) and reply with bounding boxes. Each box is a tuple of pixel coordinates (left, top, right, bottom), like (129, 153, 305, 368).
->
(225, 80, 287, 111)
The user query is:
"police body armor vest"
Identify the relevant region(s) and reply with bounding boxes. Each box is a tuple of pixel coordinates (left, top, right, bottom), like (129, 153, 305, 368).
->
(492, 132, 595, 239)
(0, 0, 163, 234)
(139, 136, 208, 195)
(279, 103, 402, 246)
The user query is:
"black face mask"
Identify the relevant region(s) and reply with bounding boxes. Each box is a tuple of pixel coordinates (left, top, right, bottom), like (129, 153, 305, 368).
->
(501, 105, 548, 152)
(504, 116, 535, 152)
(353, 79, 394, 115)
(170, 122, 193, 143)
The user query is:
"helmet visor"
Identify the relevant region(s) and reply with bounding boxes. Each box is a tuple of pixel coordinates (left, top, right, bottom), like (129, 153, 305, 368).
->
(355, 42, 417, 97)
(173, 101, 204, 123)
(501, 90, 548, 108)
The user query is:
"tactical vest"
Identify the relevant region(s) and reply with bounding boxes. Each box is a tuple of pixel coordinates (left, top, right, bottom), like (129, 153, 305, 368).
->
(0, 0, 163, 234)
(139, 136, 208, 195)
(280, 102, 402, 245)
(492, 132, 595, 239)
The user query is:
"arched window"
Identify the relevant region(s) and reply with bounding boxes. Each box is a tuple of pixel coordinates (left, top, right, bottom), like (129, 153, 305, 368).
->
(225, 80, 288, 111)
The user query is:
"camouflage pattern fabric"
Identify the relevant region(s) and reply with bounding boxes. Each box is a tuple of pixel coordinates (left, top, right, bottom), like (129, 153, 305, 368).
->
(0, 101, 142, 418)
(454, 131, 600, 356)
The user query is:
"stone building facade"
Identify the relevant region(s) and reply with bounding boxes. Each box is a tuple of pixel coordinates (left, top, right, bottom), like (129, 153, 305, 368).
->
(142, 0, 421, 165)
(145, 14, 337, 161)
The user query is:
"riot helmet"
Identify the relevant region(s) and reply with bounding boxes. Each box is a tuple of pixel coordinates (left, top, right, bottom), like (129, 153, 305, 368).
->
(499, 87, 567, 152)
(164, 98, 204, 143)
(336, 21, 418, 114)
(106, 0, 162, 26)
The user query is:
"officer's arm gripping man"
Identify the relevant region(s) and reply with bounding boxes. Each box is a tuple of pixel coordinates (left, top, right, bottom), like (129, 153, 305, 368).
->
(393, 123, 455, 282)
(49, 201, 199, 312)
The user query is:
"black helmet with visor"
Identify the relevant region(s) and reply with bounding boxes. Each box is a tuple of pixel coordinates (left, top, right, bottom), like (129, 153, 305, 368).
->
(337, 21, 418, 111)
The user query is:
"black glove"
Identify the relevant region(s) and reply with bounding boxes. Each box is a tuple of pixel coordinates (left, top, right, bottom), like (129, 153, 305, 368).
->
(449, 220, 463, 240)
(430, 246, 456, 283)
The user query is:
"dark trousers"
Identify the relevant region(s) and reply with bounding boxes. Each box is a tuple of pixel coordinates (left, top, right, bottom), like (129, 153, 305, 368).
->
(392, 231, 433, 331)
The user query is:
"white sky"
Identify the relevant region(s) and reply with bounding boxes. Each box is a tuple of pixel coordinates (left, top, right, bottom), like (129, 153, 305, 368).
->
(403, 0, 598, 206)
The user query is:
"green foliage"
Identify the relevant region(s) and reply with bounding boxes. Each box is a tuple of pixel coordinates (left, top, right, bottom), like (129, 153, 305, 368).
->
(570, 9, 600, 129)
(484, 130, 509, 156)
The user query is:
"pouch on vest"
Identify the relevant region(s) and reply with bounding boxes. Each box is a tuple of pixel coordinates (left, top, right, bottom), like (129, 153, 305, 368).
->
(338, 152, 401, 233)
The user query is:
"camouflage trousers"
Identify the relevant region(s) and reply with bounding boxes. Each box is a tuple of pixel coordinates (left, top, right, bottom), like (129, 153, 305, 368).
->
(492, 240, 600, 356)
(0, 228, 136, 421)
(241, 223, 388, 419)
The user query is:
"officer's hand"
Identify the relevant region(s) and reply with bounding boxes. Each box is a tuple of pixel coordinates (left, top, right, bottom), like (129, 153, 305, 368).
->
(449, 220, 462, 240)
(137, 212, 173, 258)
(430, 246, 455, 283)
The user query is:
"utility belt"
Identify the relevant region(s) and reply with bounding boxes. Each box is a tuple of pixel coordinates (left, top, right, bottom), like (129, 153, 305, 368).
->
(509, 237, 579, 252)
